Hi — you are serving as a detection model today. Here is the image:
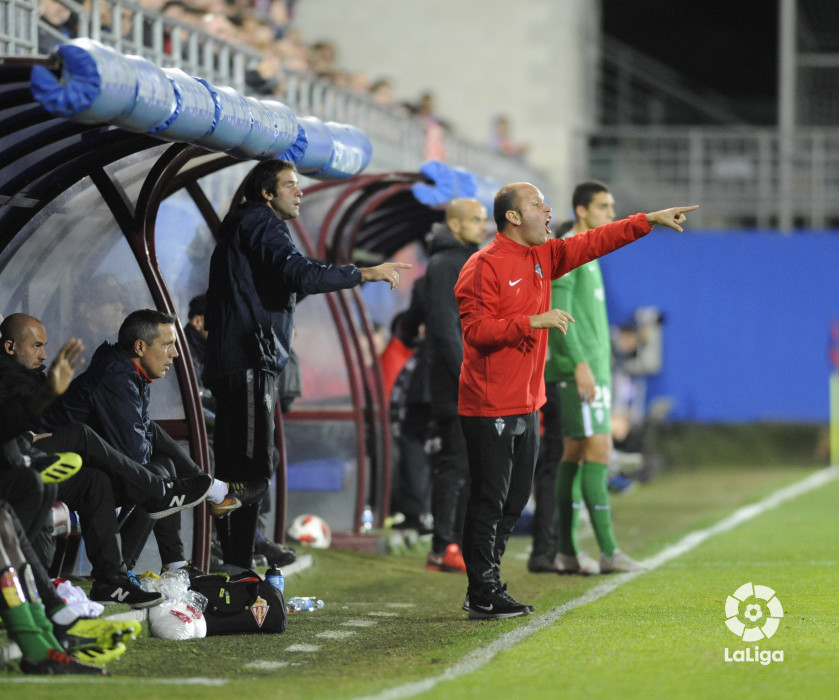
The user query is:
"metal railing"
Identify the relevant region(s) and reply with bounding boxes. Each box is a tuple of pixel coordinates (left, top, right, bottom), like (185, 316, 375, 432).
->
(580, 126, 839, 230)
(2, 0, 543, 183)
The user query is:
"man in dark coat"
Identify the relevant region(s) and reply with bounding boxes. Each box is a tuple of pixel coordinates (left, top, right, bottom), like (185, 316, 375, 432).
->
(203, 159, 410, 568)
(423, 198, 488, 573)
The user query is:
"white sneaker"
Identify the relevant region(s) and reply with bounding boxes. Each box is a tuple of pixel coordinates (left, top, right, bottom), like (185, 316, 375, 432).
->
(600, 549, 645, 573)
(555, 551, 600, 575)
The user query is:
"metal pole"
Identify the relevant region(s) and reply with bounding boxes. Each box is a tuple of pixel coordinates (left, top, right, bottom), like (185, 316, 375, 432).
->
(777, 0, 797, 232)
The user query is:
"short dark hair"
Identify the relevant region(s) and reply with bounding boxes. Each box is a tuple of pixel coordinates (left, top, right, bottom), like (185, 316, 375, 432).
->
(118, 309, 177, 354)
(188, 294, 207, 319)
(243, 159, 297, 203)
(572, 180, 609, 215)
(493, 185, 520, 231)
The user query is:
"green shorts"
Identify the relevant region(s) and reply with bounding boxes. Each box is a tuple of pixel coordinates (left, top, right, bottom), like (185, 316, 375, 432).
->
(557, 377, 612, 439)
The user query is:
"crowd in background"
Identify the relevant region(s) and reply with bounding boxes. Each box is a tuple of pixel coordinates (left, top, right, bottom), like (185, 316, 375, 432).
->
(37, 0, 527, 157)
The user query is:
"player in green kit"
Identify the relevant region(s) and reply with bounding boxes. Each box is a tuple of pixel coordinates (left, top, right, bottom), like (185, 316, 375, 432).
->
(549, 181, 644, 574)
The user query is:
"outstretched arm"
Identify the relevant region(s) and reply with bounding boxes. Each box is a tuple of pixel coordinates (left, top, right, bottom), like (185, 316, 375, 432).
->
(646, 205, 699, 232)
(360, 262, 413, 290)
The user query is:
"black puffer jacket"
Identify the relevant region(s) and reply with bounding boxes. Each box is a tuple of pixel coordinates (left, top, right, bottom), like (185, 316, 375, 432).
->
(424, 223, 479, 419)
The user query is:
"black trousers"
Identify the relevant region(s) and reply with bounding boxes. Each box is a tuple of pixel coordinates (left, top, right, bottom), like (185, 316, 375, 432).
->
(530, 382, 564, 558)
(37, 422, 165, 506)
(0, 468, 56, 574)
(460, 411, 539, 595)
(56, 467, 123, 582)
(0, 498, 66, 613)
(211, 369, 278, 568)
(119, 423, 205, 569)
(430, 413, 470, 553)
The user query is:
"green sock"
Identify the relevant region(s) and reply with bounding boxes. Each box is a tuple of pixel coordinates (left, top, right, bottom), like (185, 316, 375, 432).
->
(26, 601, 63, 649)
(555, 460, 583, 555)
(17, 564, 63, 649)
(581, 461, 618, 557)
(1, 569, 52, 663)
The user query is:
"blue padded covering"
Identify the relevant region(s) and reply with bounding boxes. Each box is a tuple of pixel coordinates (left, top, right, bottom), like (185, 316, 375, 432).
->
(194, 82, 251, 150)
(411, 160, 499, 210)
(151, 68, 214, 140)
(111, 55, 176, 133)
(260, 100, 299, 159)
(287, 458, 346, 492)
(228, 96, 278, 159)
(30, 38, 136, 123)
(294, 115, 334, 172)
(29, 40, 374, 179)
(310, 122, 373, 180)
(277, 123, 309, 164)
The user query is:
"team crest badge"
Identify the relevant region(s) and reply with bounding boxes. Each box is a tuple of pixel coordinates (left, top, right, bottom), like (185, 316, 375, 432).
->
(534, 263, 543, 278)
(251, 595, 269, 628)
(494, 417, 505, 436)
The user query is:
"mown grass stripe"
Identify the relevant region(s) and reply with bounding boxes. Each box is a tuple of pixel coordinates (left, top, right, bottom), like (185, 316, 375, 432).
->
(358, 465, 839, 700)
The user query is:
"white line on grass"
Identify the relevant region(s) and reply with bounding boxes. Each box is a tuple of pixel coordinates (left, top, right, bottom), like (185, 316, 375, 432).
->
(357, 465, 839, 700)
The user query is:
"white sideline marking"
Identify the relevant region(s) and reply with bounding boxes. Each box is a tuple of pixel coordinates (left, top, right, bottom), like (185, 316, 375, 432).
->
(285, 643, 321, 652)
(367, 611, 400, 617)
(342, 619, 378, 627)
(318, 630, 357, 640)
(245, 660, 294, 670)
(356, 466, 839, 700)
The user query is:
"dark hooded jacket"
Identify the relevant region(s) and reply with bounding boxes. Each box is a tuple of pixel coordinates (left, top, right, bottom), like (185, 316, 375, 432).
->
(203, 201, 362, 384)
(423, 223, 479, 419)
(41, 342, 155, 465)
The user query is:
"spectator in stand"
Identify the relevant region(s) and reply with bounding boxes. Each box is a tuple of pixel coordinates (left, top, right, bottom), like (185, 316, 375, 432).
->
(37, 0, 78, 52)
(489, 115, 528, 159)
(550, 182, 646, 575)
(423, 199, 488, 574)
(455, 181, 696, 618)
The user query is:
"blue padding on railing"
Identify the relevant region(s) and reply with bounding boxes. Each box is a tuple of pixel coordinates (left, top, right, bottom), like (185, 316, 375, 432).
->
(151, 68, 215, 140)
(260, 100, 299, 158)
(112, 55, 175, 132)
(310, 122, 373, 180)
(294, 115, 333, 172)
(30, 38, 136, 123)
(411, 160, 499, 210)
(194, 81, 251, 151)
(29, 38, 372, 179)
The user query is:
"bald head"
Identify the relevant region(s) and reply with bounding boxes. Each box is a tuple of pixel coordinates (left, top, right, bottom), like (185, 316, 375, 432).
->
(0, 313, 48, 370)
(493, 182, 552, 247)
(446, 198, 488, 246)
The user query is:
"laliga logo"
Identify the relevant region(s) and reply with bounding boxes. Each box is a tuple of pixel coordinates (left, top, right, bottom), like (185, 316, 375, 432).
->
(724, 582, 784, 666)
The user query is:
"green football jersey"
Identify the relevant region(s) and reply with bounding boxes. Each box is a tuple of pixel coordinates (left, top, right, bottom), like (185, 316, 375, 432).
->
(544, 234, 611, 384)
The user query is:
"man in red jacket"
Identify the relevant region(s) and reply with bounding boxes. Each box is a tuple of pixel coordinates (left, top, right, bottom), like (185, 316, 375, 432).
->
(455, 181, 695, 619)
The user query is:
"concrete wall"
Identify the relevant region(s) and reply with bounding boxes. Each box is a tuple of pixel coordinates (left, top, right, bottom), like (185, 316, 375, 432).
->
(293, 0, 599, 203)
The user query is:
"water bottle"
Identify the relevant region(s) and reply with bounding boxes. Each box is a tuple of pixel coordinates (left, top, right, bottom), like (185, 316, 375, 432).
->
(361, 505, 374, 532)
(265, 566, 284, 595)
(287, 596, 324, 613)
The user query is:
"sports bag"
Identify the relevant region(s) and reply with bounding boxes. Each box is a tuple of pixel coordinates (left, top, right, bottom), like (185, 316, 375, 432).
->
(189, 570, 287, 636)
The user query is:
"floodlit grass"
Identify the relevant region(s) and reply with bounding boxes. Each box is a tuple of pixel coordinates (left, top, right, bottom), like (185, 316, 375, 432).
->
(3, 459, 834, 700)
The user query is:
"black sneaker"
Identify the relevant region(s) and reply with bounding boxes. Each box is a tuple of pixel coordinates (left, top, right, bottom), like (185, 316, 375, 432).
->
(255, 539, 297, 567)
(90, 575, 164, 609)
(147, 473, 213, 520)
(228, 478, 270, 507)
(20, 647, 107, 675)
(209, 478, 269, 518)
(467, 583, 533, 620)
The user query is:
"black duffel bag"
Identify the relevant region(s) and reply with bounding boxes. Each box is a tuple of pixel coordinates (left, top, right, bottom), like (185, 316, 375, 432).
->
(190, 570, 287, 636)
